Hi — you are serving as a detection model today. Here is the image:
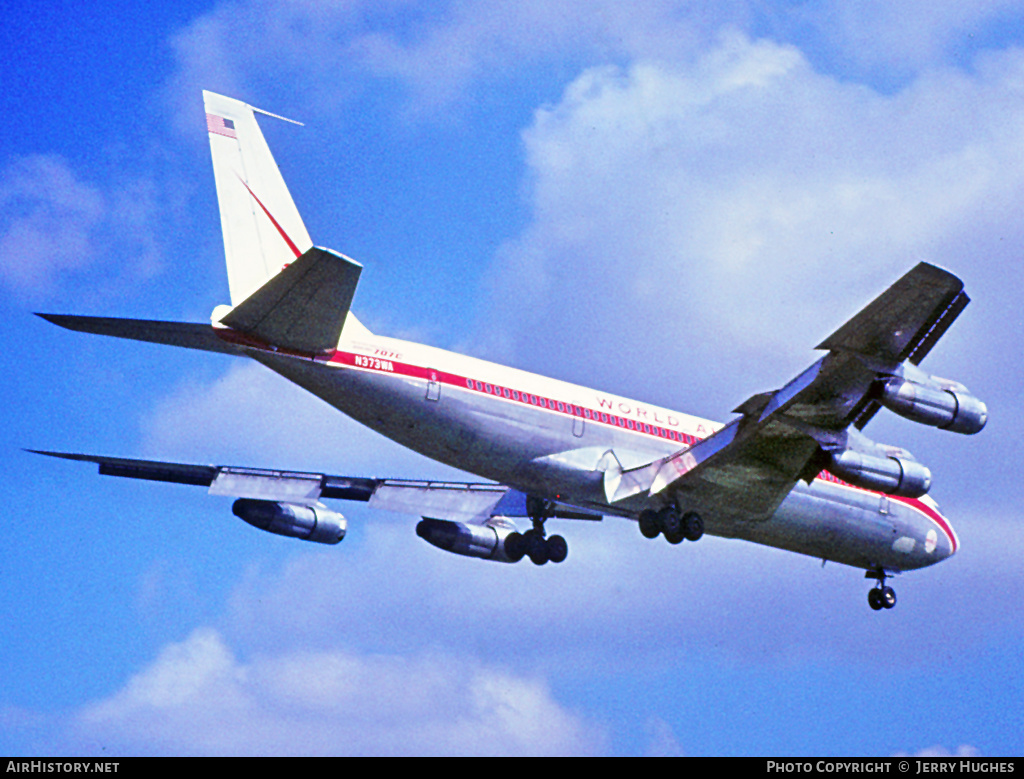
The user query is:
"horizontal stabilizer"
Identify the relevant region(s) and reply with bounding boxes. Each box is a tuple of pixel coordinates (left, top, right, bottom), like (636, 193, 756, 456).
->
(219, 245, 362, 353)
(37, 314, 245, 356)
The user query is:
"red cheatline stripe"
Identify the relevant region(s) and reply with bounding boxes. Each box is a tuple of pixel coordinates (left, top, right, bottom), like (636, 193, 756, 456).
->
(237, 176, 302, 258)
(891, 495, 959, 553)
(213, 328, 962, 548)
(821, 470, 958, 552)
(214, 329, 703, 445)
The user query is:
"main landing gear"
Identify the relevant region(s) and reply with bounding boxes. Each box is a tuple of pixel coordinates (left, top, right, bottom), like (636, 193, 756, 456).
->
(504, 496, 568, 566)
(638, 505, 704, 545)
(866, 569, 897, 611)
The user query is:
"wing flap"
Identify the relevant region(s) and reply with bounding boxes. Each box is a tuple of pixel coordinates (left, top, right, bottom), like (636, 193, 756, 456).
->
(209, 467, 324, 502)
(369, 481, 510, 522)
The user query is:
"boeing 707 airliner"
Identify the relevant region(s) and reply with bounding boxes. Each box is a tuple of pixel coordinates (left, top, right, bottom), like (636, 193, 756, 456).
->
(34, 91, 988, 611)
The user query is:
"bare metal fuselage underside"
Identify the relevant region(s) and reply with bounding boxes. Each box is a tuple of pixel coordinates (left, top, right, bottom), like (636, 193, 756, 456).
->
(252, 343, 955, 576)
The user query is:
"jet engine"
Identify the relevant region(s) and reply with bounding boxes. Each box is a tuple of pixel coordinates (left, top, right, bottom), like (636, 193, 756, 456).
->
(416, 517, 568, 565)
(826, 449, 932, 499)
(232, 498, 346, 544)
(879, 371, 987, 435)
(416, 517, 519, 563)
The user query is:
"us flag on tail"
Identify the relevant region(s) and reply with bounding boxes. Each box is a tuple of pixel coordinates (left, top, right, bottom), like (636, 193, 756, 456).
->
(206, 113, 237, 139)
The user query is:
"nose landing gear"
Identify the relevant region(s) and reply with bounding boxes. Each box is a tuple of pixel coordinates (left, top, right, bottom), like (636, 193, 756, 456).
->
(866, 569, 897, 610)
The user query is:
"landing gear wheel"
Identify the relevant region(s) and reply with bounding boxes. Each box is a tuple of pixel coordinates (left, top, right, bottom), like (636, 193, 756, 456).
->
(880, 586, 897, 609)
(866, 569, 897, 611)
(523, 529, 549, 566)
(665, 530, 685, 545)
(638, 509, 661, 539)
(639, 506, 702, 545)
(546, 535, 568, 564)
(681, 512, 704, 542)
(657, 506, 681, 543)
(517, 495, 571, 566)
(505, 531, 526, 563)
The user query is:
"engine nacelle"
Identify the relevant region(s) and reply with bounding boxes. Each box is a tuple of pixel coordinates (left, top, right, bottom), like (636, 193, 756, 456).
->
(416, 518, 518, 563)
(232, 499, 346, 545)
(880, 375, 987, 435)
(827, 449, 932, 498)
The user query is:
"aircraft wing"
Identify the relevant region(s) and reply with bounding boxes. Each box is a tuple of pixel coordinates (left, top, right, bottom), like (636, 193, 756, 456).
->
(816, 261, 967, 367)
(617, 262, 970, 520)
(29, 450, 603, 524)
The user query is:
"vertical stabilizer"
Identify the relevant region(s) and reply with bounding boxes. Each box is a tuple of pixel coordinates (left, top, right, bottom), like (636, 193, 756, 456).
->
(204, 90, 313, 306)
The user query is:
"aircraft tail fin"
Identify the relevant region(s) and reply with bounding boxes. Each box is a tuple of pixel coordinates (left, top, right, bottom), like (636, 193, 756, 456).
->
(204, 90, 312, 307)
(218, 245, 364, 354)
(204, 91, 371, 345)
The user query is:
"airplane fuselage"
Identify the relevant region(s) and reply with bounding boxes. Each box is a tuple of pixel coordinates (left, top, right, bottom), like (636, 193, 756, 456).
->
(237, 327, 959, 575)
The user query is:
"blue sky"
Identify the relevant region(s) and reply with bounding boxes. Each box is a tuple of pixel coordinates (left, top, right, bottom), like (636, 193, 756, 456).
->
(1, 0, 1022, 757)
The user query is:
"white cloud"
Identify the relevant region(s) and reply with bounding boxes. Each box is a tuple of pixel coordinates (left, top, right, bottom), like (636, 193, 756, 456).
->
(0, 154, 164, 301)
(645, 716, 685, 756)
(0, 155, 106, 295)
(895, 744, 981, 757)
(55, 497, 1024, 754)
(160, 0, 1024, 132)
(75, 627, 600, 755)
(786, 0, 1024, 77)
(161, 0, 752, 126)
(482, 33, 1024, 419)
